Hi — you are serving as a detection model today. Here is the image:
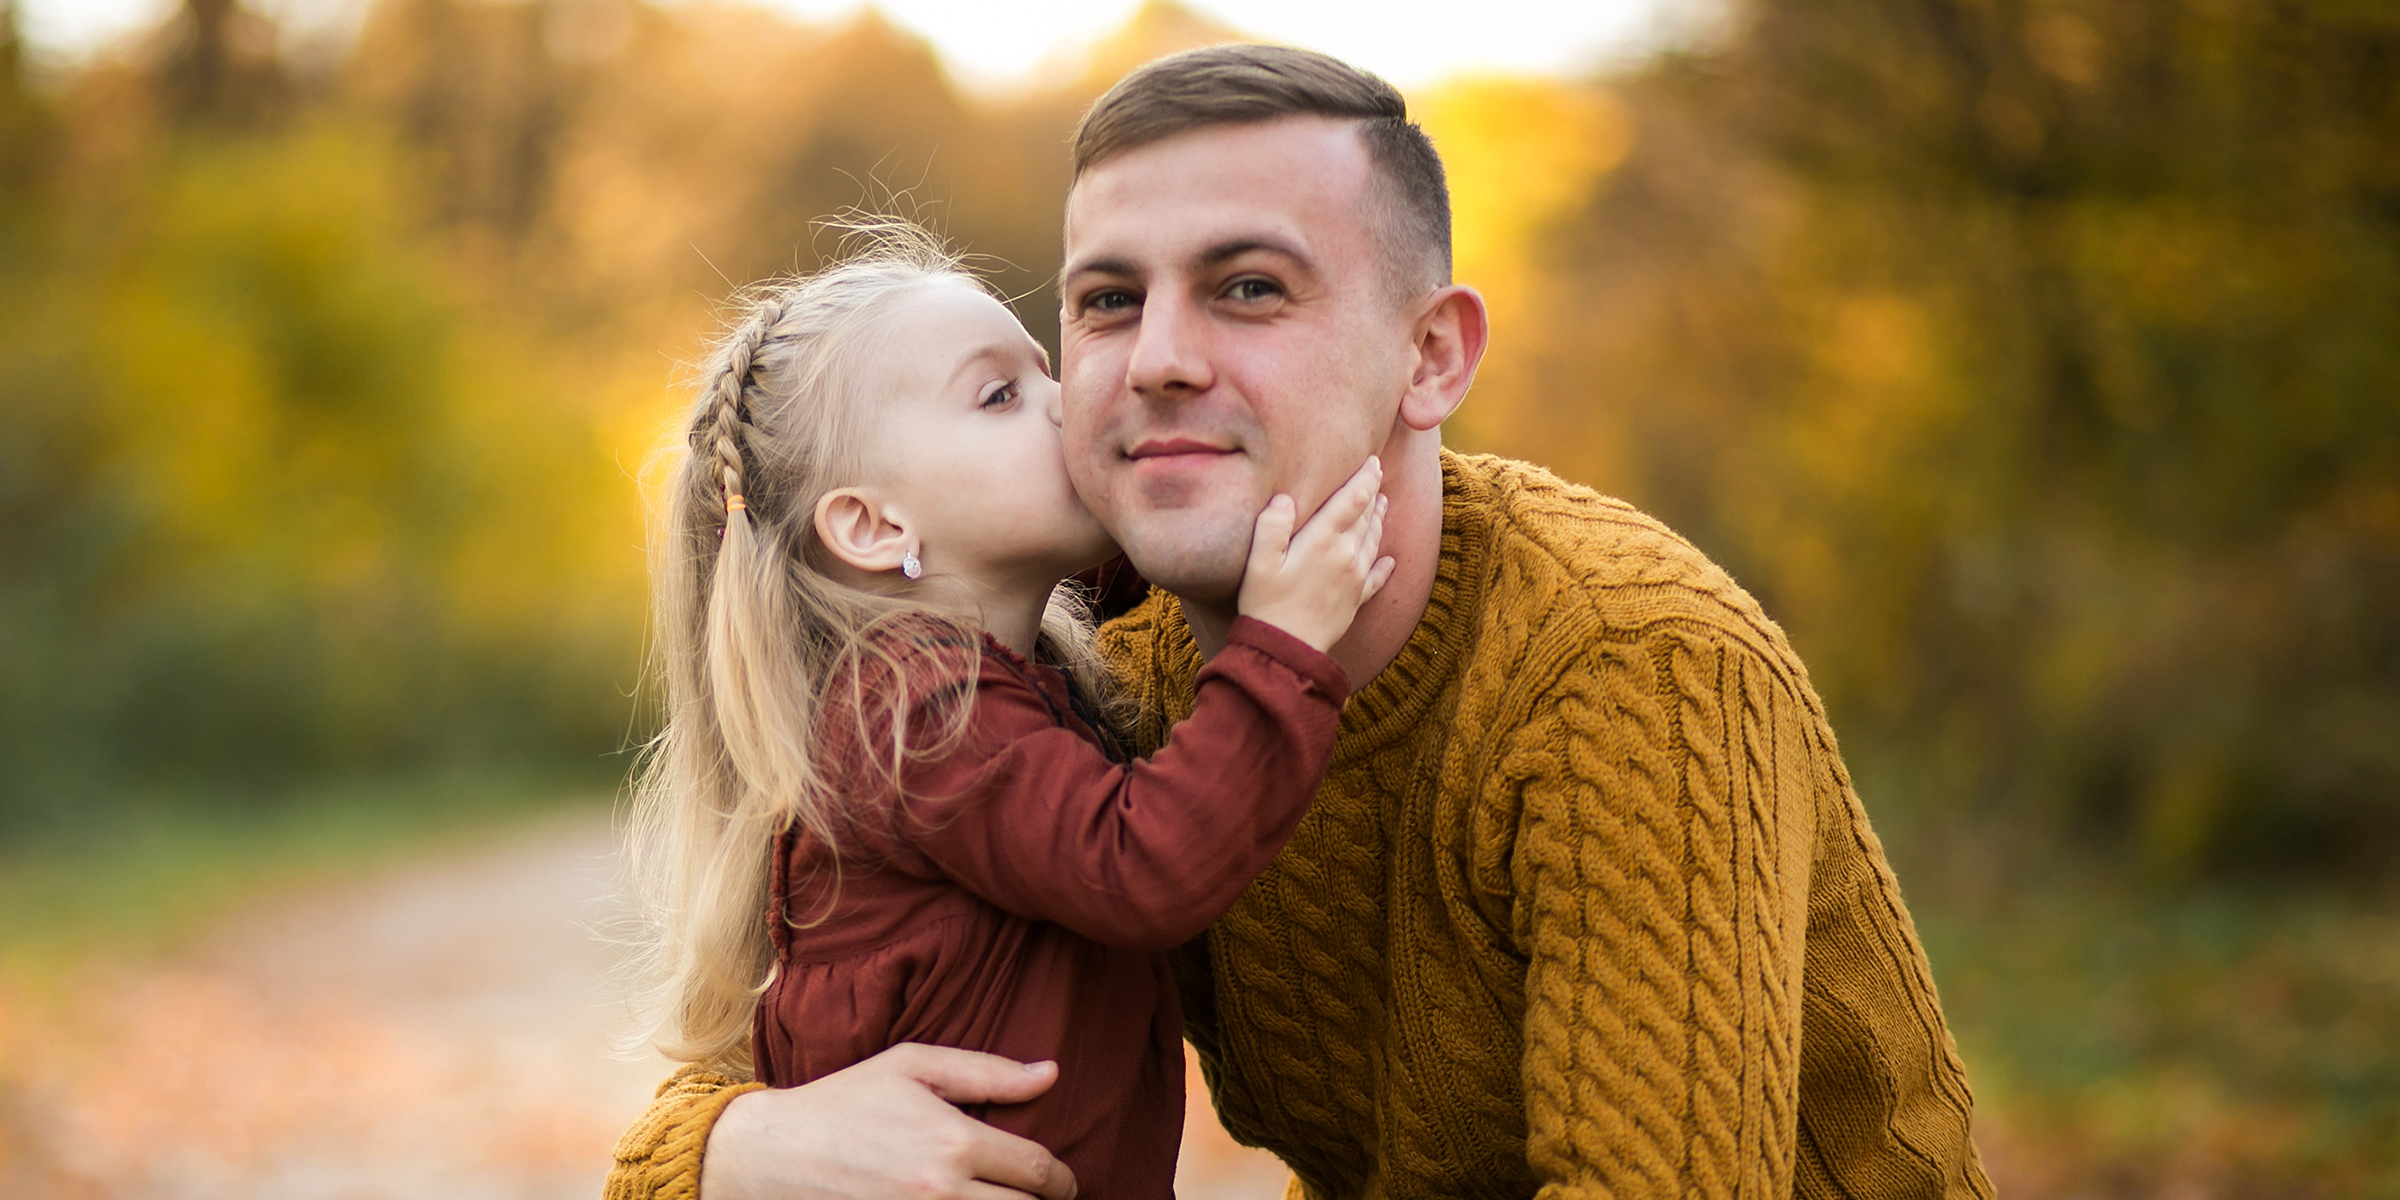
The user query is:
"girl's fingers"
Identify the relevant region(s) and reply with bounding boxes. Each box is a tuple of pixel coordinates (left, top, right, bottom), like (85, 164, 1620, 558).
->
(1248, 494, 1297, 564)
(1359, 496, 1387, 567)
(1362, 555, 1397, 602)
(1299, 458, 1383, 549)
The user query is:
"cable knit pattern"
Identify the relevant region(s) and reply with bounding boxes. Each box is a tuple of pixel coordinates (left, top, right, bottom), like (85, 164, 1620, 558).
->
(1105, 452, 1987, 1199)
(603, 1064, 762, 1200)
(598, 452, 1989, 1200)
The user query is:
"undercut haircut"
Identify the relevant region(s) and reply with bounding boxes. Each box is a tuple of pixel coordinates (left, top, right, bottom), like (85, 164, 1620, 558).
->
(1071, 44, 1452, 297)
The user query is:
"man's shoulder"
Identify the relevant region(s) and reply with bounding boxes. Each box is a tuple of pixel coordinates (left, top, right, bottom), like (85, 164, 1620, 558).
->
(1452, 453, 1814, 697)
(1096, 586, 1185, 663)
(1096, 588, 1198, 749)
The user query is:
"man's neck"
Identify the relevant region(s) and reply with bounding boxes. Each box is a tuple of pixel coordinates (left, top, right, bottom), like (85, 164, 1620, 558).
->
(1184, 436, 1445, 687)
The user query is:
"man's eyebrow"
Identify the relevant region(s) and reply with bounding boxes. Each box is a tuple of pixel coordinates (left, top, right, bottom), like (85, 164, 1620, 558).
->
(1195, 237, 1310, 270)
(1059, 256, 1139, 293)
(1057, 239, 1312, 299)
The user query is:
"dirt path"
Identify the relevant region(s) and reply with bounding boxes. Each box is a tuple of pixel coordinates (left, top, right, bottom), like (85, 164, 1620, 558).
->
(0, 812, 1287, 1199)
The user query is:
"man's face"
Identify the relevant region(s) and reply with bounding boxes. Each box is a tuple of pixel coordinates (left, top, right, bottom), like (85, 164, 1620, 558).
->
(1059, 116, 1416, 606)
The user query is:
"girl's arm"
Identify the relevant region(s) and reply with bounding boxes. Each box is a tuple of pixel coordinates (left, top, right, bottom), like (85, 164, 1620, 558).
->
(876, 456, 1391, 949)
(896, 614, 1346, 951)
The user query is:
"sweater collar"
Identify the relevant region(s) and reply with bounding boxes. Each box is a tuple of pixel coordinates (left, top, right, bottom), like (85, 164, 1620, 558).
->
(1327, 449, 1491, 764)
(1142, 450, 1492, 758)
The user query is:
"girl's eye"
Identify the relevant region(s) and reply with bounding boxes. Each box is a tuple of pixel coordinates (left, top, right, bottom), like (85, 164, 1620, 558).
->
(980, 381, 1019, 410)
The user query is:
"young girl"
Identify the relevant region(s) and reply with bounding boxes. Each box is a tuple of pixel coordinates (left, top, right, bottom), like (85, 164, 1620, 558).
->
(624, 226, 1392, 1198)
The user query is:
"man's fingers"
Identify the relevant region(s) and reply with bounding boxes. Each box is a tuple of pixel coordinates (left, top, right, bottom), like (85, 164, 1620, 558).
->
(957, 1130, 1079, 1200)
(956, 1185, 1041, 1200)
(896, 1045, 1060, 1107)
(888, 1047, 1077, 1197)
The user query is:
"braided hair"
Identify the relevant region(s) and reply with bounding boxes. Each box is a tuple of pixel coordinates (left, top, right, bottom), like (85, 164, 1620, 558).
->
(699, 297, 779, 520)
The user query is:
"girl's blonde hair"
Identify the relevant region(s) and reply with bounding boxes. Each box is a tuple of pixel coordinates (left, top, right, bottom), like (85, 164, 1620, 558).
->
(623, 222, 1116, 1069)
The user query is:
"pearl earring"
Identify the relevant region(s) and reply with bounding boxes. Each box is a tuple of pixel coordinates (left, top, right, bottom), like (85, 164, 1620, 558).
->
(901, 549, 923, 580)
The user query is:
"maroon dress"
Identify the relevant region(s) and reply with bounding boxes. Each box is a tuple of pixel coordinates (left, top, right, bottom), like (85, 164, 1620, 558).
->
(752, 616, 1348, 1199)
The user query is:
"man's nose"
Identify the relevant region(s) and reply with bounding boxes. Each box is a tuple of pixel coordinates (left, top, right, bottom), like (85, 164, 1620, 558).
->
(1124, 290, 1214, 400)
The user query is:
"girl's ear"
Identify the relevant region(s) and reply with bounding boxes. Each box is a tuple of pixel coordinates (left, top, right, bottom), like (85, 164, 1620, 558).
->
(814, 488, 915, 575)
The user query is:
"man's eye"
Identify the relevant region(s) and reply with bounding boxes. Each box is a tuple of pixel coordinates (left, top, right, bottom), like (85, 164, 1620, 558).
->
(1083, 289, 1138, 315)
(980, 382, 1018, 410)
(1227, 278, 1281, 302)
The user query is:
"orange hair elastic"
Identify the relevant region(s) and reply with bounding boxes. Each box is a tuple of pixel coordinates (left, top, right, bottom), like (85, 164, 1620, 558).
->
(725, 494, 747, 514)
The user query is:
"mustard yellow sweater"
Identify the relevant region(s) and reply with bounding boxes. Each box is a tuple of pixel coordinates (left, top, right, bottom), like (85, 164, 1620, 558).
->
(608, 452, 1991, 1199)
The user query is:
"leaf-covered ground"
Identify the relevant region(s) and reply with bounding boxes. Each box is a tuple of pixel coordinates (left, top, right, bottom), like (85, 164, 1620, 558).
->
(0, 812, 1288, 1199)
(8, 807, 2389, 1197)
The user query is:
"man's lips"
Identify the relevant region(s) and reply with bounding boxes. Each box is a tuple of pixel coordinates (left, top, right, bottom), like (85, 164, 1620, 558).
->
(1125, 437, 1237, 462)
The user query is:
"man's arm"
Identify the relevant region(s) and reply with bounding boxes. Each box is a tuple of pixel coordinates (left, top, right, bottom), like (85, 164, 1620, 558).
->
(1790, 725, 1991, 1196)
(603, 1047, 1079, 1200)
(606, 1064, 763, 1200)
(1510, 629, 1987, 1196)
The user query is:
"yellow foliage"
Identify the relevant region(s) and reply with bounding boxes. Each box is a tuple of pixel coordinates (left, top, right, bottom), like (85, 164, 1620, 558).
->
(1415, 76, 1629, 305)
(1413, 76, 1630, 460)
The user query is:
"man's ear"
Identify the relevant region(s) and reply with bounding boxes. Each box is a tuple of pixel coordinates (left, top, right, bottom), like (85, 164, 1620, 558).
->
(814, 488, 915, 576)
(1397, 285, 1490, 433)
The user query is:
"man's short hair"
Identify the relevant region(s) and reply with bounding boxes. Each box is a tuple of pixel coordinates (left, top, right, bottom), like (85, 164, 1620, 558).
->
(1070, 44, 1453, 296)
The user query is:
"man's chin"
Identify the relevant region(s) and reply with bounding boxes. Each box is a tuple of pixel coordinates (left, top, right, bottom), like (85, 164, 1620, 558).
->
(1111, 519, 1249, 609)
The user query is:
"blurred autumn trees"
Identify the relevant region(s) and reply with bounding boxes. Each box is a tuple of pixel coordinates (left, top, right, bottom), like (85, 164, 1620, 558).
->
(0, 0, 1233, 825)
(1, 0, 2393, 883)
(1464, 0, 2400, 882)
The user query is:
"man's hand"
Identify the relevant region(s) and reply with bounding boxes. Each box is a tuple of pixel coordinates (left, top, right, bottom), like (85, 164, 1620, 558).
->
(1238, 456, 1396, 653)
(700, 1044, 1077, 1200)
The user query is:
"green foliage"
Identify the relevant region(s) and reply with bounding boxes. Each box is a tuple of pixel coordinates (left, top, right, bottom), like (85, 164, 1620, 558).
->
(0, 772, 598, 977)
(1920, 883, 2400, 1192)
(5, 0, 2391, 873)
(1468, 0, 2400, 880)
(0, 0, 1195, 829)
(1, 0, 2392, 1186)
(0, 30, 639, 826)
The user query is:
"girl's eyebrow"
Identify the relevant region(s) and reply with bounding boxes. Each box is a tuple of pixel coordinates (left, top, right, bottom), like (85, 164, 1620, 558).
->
(943, 341, 1035, 390)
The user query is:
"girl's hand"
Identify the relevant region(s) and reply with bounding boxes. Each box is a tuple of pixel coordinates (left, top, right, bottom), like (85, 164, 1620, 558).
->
(1238, 456, 1397, 653)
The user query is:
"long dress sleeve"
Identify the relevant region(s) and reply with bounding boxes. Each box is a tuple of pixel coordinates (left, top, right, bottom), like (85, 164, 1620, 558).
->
(886, 615, 1348, 952)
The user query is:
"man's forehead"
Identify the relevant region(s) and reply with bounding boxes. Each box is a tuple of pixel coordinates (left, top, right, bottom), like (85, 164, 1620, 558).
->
(1063, 118, 1376, 264)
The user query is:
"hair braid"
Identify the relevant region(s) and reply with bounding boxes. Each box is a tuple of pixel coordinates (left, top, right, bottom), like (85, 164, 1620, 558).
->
(701, 298, 784, 516)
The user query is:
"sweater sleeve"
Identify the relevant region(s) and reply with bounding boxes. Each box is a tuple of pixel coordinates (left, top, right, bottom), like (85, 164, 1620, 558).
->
(899, 616, 1348, 952)
(1510, 629, 1988, 1198)
(1790, 719, 1992, 1196)
(602, 1064, 762, 1200)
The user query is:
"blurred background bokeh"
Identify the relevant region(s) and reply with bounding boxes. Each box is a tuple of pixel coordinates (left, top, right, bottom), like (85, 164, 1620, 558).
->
(0, 0, 2394, 1194)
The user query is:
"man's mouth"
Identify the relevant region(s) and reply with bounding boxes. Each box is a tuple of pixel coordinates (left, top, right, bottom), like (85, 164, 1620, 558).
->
(1125, 437, 1238, 464)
